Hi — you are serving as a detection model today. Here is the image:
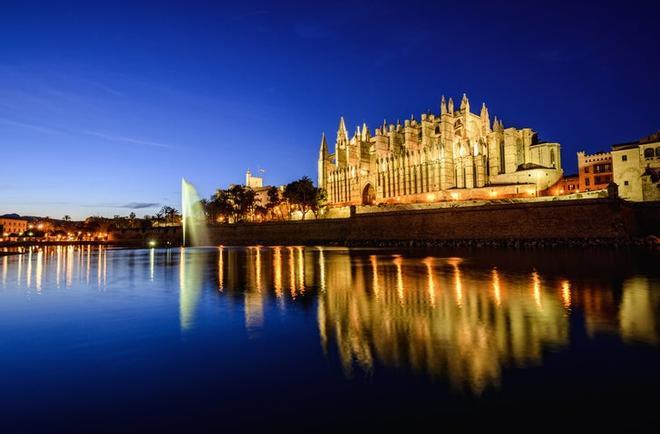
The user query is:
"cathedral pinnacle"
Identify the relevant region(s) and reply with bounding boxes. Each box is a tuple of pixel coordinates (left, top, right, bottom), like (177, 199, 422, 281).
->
(480, 103, 490, 128)
(441, 95, 447, 114)
(448, 97, 454, 113)
(337, 116, 348, 143)
(460, 93, 470, 112)
(319, 132, 328, 155)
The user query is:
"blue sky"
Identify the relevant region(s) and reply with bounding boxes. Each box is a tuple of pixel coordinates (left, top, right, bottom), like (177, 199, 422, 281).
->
(1, 0, 659, 219)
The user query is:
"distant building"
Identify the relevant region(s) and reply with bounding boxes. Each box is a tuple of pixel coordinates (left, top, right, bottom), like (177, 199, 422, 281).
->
(243, 169, 274, 207)
(318, 94, 563, 206)
(0, 217, 28, 237)
(554, 174, 579, 195)
(611, 132, 660, 201)
(577, 151, 612, 192)
(245, 169, 263, 189)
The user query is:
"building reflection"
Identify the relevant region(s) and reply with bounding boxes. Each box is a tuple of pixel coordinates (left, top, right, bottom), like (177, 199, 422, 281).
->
(318, 254, 570, 393)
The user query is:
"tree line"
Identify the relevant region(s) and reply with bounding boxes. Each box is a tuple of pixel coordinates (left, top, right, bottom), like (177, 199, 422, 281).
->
(202, 176, 326, 223)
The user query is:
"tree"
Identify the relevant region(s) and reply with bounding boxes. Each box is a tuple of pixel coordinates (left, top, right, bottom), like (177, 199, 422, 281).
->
(311, 187, 328, 218)
(283, 176, 320, 220)
(265, 186, 283, 220)
(157, 206, 181, 225)
(63, 215, 71, 221)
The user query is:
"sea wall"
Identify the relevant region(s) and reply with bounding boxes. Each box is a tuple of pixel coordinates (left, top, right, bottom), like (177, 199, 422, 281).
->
(206, 198, 659, 246)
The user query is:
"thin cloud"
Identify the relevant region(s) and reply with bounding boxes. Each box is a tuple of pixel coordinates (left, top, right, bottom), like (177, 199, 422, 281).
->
(0, 117, 64, 135)
(84, 131, 178, 149)
(120, 202, 160, 209)
(85, 202, 161, 209)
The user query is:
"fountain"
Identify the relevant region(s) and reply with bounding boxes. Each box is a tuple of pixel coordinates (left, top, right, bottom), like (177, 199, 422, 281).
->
(181, 178, 211, 246)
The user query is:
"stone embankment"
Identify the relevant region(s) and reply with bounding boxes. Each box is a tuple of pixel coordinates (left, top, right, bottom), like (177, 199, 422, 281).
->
(105, 198, 659, 248)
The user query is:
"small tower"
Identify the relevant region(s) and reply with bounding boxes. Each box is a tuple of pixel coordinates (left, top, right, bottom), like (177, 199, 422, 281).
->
(480, 102, 490, 132)
(440, 95, 447, 115)
(448, 97, 454, 114)
(361, 122, 370, 142)
(318, 133, 329, 188)
(336, 116, 349, 167)
(460, 93, 470, 113)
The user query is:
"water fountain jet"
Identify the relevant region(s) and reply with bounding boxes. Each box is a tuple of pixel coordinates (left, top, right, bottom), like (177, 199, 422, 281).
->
(181, 178, 211, 247)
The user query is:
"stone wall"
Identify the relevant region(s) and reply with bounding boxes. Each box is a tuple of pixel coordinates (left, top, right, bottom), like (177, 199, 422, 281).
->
(105, 199, 658, 247)
(208, 199, 659, 246)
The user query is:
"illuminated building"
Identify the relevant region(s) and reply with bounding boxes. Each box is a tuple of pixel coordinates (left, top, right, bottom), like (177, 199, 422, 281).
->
(577, 150, 612, 192)
(318, 94, 564, 206)
(611, 132, 660, 201)
(555, 173, 579, 195)
(0, 216, 28, 237)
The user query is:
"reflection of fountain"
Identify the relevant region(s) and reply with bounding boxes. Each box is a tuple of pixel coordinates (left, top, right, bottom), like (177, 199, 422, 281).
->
(181, 178, 210, 247)
(179, 247, 205, 331)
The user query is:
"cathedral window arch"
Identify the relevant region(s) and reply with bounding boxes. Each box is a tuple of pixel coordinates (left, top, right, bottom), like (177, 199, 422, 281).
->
(656, 146, 660, 157)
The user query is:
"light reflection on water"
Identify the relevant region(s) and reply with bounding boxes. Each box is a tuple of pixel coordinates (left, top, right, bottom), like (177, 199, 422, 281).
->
(1, 245, 659, 397)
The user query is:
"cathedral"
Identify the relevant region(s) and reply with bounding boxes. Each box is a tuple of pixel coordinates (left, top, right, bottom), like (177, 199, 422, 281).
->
(318, 94, 563, 206)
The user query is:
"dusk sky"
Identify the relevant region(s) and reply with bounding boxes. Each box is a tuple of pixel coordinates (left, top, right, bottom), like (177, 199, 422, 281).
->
(1, 0, 659, 219)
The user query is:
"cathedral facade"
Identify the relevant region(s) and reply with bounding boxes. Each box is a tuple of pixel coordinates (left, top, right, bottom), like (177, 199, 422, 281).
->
(318, 94, 563, 206)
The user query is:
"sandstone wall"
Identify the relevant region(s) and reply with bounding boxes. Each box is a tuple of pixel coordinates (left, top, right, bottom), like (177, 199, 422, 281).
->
(207, 199, 659, 246)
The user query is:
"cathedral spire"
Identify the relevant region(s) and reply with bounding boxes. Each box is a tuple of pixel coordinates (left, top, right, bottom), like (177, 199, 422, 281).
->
(361, 122, 370, 141)
(480, 102, 490, 129)
(319, 132, 328, 156)
(448, 97, 454, 114)
(337, 116, 348, 143)
(460, 93, 470, 112)
(440, 95, 447, 115)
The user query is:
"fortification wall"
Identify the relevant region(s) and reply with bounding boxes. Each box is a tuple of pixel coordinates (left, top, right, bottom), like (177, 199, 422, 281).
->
(207, 199, 659, 246)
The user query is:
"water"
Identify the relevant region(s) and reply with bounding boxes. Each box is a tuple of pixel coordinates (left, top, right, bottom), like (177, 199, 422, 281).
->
(181, 178, 210, 246)
(0, 246, 659, 433)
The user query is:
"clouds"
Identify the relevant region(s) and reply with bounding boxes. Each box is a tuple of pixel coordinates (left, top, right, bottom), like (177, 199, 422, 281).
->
(120, 202, 160, 209)
(83, 131, 179, 149)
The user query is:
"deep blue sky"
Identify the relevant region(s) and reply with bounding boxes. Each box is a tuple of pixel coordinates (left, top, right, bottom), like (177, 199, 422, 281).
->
(1, 0, 659, 219)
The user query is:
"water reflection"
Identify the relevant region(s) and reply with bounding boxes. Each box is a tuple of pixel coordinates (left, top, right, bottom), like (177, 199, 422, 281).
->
(1, 245, 658, 395)
(1, 245, 108, 292)
(213, 247, 657, 395)
(179, 247, 204, 331)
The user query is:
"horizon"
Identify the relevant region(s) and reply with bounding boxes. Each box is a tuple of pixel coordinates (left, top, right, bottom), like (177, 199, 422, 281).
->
(2, 0, 659, 219)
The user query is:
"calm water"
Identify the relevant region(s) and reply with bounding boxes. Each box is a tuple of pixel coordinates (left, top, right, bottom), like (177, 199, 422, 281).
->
(1, 246, 659, 433)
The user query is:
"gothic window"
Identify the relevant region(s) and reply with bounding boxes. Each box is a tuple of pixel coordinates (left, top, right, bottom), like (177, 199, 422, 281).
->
(499, 141, 505, 174)
(550, 149, 556, 168)
(656, 147, 660, 157)
(622, 155, 627, 162)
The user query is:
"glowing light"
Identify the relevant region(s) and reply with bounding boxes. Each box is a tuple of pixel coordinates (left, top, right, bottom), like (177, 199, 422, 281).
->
(273, 247, 282, 298)
(489, 190, 497, 197)
(492, 268, 501, 307)
(423, 257, 436, 307)
(370, 255, 379, 299)
(148, 240, 157, 247)
(426, 193, 436, 202)
(561, 280, 571, 308)
(394, 255, 404, 303)
(450, 258, 463, 306)
(288, 246, 296, 297)
(450, 192, 460, 200)
(217, 246, 224, 291)
(532, 271, 542, 309)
